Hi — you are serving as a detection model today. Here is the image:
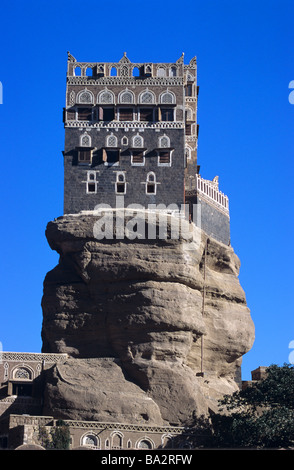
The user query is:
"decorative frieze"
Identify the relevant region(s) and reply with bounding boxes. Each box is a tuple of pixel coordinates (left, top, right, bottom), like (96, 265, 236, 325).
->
(67, 77, 184, 87)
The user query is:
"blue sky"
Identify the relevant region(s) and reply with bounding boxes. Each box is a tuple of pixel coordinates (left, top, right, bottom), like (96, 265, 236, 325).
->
(0, 0, 293, 380)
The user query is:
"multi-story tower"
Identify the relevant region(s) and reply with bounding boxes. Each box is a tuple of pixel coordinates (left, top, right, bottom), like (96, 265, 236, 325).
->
(63, 52, 230, 245)
(63, 52, 198, 214)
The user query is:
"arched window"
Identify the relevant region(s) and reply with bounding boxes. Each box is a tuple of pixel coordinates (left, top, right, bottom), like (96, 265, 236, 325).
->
(110, 66, 117, 76)
(160, 91, 175, 104)
(74, 66, 81, 76)
(106, 134, 118, 147)
(132, 134, 144, 148)
(159, 135, 170, 148)
(86, 67, 93, 77)
(137, 439, 153, 449)
(146, 172, 157, 194)
(98, 90, 114, 104)
(111, 432, 123, 449)
(169, 67, 177, 77)
(132, 66, 140, 77)
(82, 434, 99, 448)
(157, 67, 166, 77)
(80, 133, 91, 147)
(121, 136, 128, 146)
(115, 172, 126, 194)
(119, 90, 134, 104)
(13, 367, 32, 380)
(139, 90, 155, 104)
(77, 89, 94, 104)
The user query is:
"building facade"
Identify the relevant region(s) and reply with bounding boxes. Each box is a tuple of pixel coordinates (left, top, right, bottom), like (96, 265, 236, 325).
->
(63, 52, 198, 214)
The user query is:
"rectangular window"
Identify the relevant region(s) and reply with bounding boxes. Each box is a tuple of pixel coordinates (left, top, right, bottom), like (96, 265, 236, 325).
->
(131, 151, 144, 165)
(106, 150, 119, 164)
(147, 183, 156, 194)
(78, 108, 92, 121)
(140, 108, 153, 122)
(78, 150, 92, 163)
(97, 107, 115, 121)
(161, 108, 174, 121)
(185, 123, 192, 135)
(78, 149, 92, 163)
(119, 108, 133, 121)
(158, 151, 171, 165)
(185, 84, 193, 96)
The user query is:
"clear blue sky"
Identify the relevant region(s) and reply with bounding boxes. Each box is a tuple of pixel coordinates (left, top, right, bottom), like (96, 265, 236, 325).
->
(0, 0, 293, 380)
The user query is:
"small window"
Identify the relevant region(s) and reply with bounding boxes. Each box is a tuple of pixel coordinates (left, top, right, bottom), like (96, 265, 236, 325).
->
(106, 150, 119, 164)
(185, 84, 193, 96)
(140, 108, 153, 122)
(74, 66, 81, 76)
(115, 172, 126, 194)
(87, 171, 98, 193)
(110, 66, 117, 76)
(132, 135, 144, 148)
(86, 67, 93, 77)
(157, 67, 166, 77)
(78, 149, 92, 163)
(78, 108, 92, 121)
(158, 151, 171, 165)
(132, 66, 140, 77)
(106, 134, 118, 147)
(97, 107, 115, 121)
(146, 172, 156, 194)
(161, 108, 174, 121)
(120, 90, 134, 104)
(185, 123, 192, 135)
(121, 136, 128, 146)
(119, 108, 133, 121)
(98, 90, 114, 104)
(131, 151, 144, 165)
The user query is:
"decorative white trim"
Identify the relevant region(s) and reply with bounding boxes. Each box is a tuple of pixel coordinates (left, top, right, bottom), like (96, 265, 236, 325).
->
(76, 89, 94, 104)
(97, 89, 115, 104)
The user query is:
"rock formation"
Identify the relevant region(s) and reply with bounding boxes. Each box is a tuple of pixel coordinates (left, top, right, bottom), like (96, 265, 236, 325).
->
(41, 210, 254, 426)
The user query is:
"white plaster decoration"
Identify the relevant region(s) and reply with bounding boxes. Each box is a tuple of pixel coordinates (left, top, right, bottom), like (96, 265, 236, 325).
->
(160, 90, 175, 104)
(139, 90, 155, 104)
(97, 89, 115, 104)
(80, 132, 91, 147)
(158, 135, 170, 148)
(119, 89, 134, 104)
(106, 133, 118, 147)
(77, 89, 94, 104)
(132, 134, 144, 147)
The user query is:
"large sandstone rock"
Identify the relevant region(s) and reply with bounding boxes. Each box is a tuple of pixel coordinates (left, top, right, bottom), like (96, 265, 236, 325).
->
(41, 210, 254, 426)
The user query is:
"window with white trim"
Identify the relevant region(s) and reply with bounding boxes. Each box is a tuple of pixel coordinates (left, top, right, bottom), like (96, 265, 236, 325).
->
(87, 171, 98, 193)
(115, 172, 126, 194)
(146, 172, 157, 194)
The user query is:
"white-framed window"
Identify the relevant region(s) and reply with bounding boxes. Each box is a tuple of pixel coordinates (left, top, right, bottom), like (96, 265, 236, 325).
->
(80, 132, 91, 147)
(121, 136, 128, 146)
(158, 135, 170, 148)
(81, 433, 100, 448)
(145, 172, 158, 195)
(132, 134, 144, 148)
(115, 172, 127, 194)
(78, 148, 93, 164)
(77, 89, 94, 104)
(160, 91, 175, 104)
(97, 89, 115, 104)
(86, 171, 98, 193)
(157, 150, 172, 166)
(106, 133, 118, 147)
(131, 150, 145, 166)
(139, 90, 156, 104)
(119, 89, 134, 104)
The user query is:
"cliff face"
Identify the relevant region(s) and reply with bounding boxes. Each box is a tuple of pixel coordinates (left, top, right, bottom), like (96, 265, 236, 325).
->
(41, 210, 254, 426)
